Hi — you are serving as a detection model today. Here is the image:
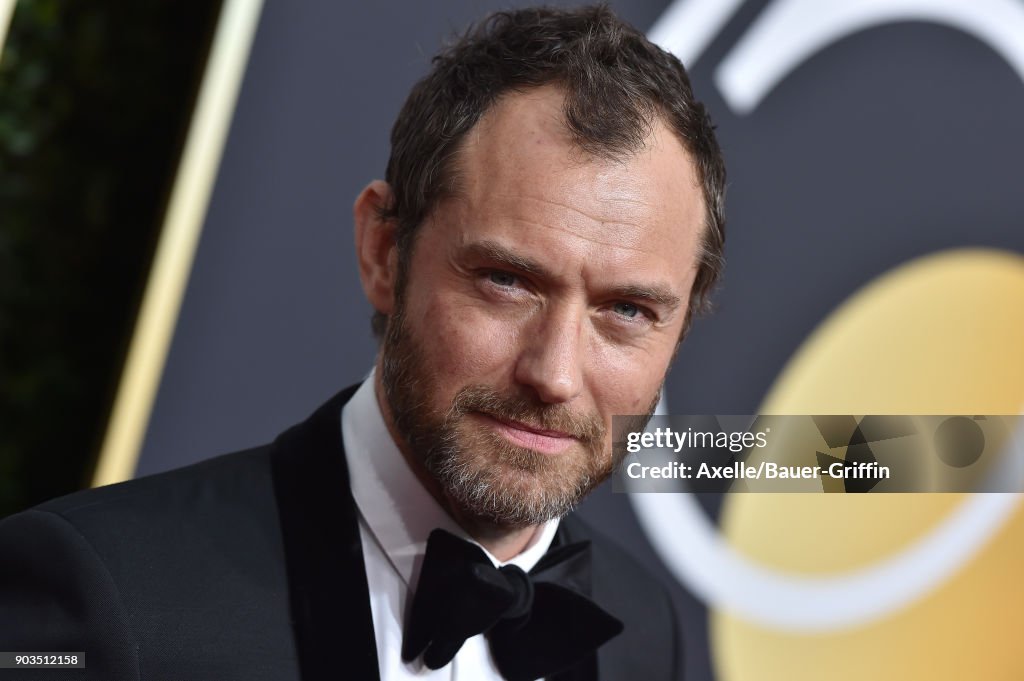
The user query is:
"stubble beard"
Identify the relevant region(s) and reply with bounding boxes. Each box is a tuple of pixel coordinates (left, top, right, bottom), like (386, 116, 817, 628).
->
(380, 303, 660, 528)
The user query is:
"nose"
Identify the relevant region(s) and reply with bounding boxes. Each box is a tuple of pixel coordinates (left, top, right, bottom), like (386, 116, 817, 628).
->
(514, 303, 584, 404)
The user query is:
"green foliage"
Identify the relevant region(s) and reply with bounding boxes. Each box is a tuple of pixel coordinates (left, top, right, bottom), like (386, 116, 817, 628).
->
(0, 0, 220, 517)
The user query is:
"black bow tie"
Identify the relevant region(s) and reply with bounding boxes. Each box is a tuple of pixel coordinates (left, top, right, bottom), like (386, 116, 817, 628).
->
(401, 528, 623, 681)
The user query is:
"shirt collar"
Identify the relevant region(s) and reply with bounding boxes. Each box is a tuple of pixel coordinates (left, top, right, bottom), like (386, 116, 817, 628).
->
(341, 369, 560, 588)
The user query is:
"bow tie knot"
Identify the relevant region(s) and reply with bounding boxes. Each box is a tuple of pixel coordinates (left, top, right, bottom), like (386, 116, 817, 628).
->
(402, 528, 623, 681)
(493, 564, 534, 626)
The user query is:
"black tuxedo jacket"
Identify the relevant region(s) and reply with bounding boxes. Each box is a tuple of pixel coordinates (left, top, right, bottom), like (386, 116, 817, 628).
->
(0, 386, 681, 680)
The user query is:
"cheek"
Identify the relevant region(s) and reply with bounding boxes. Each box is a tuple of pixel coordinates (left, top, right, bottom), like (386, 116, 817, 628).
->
(409, 288, 525, 385)
(586, 338, 672, 419)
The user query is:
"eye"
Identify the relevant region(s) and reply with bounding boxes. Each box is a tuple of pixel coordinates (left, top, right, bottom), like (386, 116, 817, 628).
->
(487, 271, 519, 288)
(611, 301, 641, 318)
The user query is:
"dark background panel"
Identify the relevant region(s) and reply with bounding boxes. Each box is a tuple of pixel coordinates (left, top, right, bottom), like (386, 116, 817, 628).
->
(668, 16, 1024, 416)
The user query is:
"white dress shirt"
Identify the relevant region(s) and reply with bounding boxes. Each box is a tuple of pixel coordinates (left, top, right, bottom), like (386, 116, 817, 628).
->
(341, 370, 559, 680)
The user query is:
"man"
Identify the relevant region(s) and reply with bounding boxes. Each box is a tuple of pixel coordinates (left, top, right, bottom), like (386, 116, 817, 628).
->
(0, 6, 724, 680)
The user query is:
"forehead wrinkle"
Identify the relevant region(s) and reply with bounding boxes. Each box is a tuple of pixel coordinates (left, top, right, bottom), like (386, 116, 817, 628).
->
(492, 190, 657, 219)
(500, 216, 652, 253)
(444, 186, 656, 254)
(485, 187, 660, 244)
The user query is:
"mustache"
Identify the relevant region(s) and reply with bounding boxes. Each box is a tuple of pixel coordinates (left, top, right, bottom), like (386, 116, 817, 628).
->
(447, 385, 605, 445)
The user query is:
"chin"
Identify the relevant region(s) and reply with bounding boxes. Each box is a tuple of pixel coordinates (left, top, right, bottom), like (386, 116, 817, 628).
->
(436, 449, 602, 527)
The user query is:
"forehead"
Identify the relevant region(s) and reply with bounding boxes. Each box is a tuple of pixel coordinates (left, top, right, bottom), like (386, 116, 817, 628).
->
(448, 85, 705, 269)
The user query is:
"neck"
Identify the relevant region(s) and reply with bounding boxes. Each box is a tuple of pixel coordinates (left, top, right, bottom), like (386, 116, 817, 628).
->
(445, 505, 541, 562)
(373, 366, 541, 562)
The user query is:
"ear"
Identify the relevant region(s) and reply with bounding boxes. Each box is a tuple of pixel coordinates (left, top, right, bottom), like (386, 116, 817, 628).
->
(353, 180, 399, 317)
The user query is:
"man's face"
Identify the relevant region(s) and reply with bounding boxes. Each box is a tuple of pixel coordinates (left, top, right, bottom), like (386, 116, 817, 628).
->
(380, 86, 705, 527)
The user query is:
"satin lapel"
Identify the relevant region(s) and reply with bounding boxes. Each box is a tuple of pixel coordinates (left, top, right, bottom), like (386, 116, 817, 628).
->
(270, 385, 380, 681)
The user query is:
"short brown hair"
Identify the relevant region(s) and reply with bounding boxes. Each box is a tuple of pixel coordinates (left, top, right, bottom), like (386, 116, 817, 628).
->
(375, 4, 726, 337)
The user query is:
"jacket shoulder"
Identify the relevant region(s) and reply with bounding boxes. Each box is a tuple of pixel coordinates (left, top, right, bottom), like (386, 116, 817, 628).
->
(562, 513, 682, 681)
(1, 445, 300, 679)
(36, 445, 273, 519)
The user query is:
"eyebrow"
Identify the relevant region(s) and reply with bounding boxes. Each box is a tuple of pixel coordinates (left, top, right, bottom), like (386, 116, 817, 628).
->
(463, 240, 552, 278)
(460, 240, 683, 312)
(606, 284, 681, 311)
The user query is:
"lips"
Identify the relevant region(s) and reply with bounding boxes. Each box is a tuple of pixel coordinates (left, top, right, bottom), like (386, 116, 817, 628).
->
(493, 416, 572, 438)
(477, 413, 577, 455)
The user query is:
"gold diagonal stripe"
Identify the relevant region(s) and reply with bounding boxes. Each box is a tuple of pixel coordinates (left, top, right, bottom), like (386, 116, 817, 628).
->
(92, 0, 264, 487)
(0, 0, 16, 59)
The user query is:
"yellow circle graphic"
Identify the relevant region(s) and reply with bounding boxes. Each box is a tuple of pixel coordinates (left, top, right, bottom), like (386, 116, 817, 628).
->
(713, 248, 1024, 681)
